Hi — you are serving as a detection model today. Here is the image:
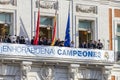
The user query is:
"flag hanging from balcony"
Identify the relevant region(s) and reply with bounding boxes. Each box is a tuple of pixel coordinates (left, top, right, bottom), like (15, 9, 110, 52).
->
(51, 15, 57, 46)
(64, 8, 70, 47)
(33, 9, 40, 45)
(51, 1, 58, 46)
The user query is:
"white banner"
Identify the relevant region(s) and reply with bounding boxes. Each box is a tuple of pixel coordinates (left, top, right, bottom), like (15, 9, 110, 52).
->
(0, 43, 115, 62)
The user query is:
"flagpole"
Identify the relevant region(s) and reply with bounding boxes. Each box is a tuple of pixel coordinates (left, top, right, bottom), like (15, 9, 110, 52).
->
(38, 0, 40, 11)
(55, 0, 58, 15)
(71, 0, 73, 42)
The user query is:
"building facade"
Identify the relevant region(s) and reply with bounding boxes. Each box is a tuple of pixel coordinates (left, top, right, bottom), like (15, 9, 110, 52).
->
(0, 0, 120, 80)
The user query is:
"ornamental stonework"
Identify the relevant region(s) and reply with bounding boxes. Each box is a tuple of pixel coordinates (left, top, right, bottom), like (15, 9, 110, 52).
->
(76, 4, 97, 14)
(0, 0, 16, 5)
(36, 0, 58, 10)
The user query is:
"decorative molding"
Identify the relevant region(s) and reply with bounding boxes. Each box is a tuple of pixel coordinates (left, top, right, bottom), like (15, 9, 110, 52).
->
(70, 64, 80, 68)
(40, 66, 54, 80)
(36, 0, 58, 10)
(103, 66, 112, 80)
(0, 64, 21, 80)
(21, 61, 32, 80)
(0, 0, 11, 4)
(78, 69, 102, 79)
(69, 64, 80, 80)
(0, 0, 15, 5)
(112, 64, 120, 71)
(0, 64, 20, 76)
(76, 4, 97, 14)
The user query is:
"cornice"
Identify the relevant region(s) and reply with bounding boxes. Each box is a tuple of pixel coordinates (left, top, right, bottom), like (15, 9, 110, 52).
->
(79, 0, 120, 7)
(81, 0, 120, 3)
(0, 55, 115, 66)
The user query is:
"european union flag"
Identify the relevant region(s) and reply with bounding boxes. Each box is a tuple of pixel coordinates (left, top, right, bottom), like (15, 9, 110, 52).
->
(64, 11, 70, 47)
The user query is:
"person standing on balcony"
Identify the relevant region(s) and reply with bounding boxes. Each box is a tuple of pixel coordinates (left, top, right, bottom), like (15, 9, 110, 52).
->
(43, 37, 48, 45)
(97, 39, 103, 49)
(80, 41, 87, 48)
(31, 36, 35, 45)
(70, 41, 74, 47)
(88, 40, 93, 49)
(54, 38, 61, 46)
(16, 36, 20, 44)
(38, 37, 43, 45)
(93, 40, 97, 49)
(11, 35, 16, 43)
(19, 36, 25, 44)
(7, 35, 11, 43)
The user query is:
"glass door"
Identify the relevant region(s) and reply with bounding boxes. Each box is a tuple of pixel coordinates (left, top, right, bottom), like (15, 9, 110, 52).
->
(0, 24, 10, 36)
(40, 27, 52, 39)
(79, 30, 91, 46)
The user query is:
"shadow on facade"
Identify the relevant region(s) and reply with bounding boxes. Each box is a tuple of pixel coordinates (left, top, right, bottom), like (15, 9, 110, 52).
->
(19, 17, 30, 41)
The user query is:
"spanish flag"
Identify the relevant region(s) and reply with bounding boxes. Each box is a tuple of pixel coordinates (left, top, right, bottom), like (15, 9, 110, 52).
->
(51, 15, 57, 46)
(33, 7, 40, 45)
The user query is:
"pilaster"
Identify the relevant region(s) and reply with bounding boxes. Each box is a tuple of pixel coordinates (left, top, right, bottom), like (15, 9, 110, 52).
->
(111, 64, 120, 80)
(103, 66, 112, 80)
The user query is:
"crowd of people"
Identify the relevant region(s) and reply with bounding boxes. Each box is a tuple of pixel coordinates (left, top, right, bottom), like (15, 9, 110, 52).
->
(79, 40, 103, 49)
(0, 35, 103, 49)
(0, 35, 27, 44)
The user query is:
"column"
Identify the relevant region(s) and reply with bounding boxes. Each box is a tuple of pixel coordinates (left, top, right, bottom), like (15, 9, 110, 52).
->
(21, 61, 32, 80)
(112, 64, 120, 80)
(69, 64, 80, 80)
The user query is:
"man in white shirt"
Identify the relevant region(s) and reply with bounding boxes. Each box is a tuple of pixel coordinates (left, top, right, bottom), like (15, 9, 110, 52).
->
(10, 35, 16, 43)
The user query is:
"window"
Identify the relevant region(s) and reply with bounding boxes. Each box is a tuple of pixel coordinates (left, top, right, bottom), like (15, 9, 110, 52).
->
(40, 16, 53, 27)
(117, 25, 120, 32)
(117, 25, 120, 51)
(79, 20, 92, 30)
(78, 20, 93, 45)
(118, 36, 120, 51)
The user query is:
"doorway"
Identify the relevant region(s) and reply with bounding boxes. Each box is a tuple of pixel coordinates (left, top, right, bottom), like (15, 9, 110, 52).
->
(0, 24, 10, 37)
(40, 27, 52, 39)
(79, 30, 91, 46)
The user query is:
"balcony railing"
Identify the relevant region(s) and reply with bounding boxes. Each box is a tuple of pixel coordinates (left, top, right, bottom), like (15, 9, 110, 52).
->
(0, 43, 115, 63)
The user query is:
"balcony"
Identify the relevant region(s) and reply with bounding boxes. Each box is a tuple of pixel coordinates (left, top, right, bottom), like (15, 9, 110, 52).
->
(0, 43, 115, 65)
